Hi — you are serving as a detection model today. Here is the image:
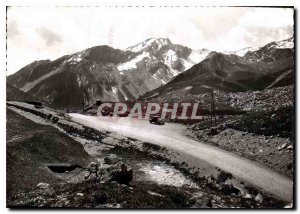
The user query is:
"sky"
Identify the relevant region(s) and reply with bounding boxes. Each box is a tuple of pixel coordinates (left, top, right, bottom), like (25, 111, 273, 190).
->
(7, 6, 294, 75)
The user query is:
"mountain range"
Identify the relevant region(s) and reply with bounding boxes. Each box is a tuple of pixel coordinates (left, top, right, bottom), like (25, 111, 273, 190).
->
(7, 37, 294, 110)
(142, 37, 294, 101)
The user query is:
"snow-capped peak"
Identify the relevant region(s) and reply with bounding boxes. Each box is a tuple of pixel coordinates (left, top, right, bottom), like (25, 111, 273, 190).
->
(126, 38, 171, 52)
(274, 37, 294, 49)
(223, 37, 294, 57)
(223, 47, 259, 57)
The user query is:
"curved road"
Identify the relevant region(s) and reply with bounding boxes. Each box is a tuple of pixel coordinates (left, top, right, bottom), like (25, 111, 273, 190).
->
(70, 114, 293, 202)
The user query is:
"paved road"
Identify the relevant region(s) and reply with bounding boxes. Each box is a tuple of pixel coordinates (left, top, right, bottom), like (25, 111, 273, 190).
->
(70, 114, 293, 202)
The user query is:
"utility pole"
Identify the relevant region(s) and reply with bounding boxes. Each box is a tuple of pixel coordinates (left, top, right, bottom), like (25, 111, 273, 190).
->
(210, 89, 216, 127)
(82, 92, 86, 111)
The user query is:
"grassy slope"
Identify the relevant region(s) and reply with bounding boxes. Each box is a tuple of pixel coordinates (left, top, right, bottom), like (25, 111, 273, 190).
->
(6, 108, 93, 205)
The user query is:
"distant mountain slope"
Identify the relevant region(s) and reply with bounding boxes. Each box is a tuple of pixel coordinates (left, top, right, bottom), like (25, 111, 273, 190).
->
(244, 37, 294, 62)
(6, 83, 50, 105)
(142, 37, 294, 101)
(7, 39, 209, 110)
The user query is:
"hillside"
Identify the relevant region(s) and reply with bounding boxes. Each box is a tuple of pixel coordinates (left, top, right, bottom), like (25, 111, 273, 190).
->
(7, 39, 209, 110)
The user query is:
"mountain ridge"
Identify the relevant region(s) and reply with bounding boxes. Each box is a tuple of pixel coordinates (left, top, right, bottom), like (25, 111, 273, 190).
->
(7, 37, 294, 110)
(7, 38, 210, 109)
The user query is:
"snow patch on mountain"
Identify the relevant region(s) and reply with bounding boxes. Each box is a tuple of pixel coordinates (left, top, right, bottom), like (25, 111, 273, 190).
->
(168, 68, 180, 77)
(112, 86, 117, 95)
(188, 49, 211, 64)
(126, 38, 171, 52)
(224, 37, 293, 57)
(164, 50, 178, 68)
(179, 49, 211, 70)
(274, 38, 294, 49)
(67, 50, 88, 64)
(180, 58, 194, 70)
(152, 73, 158, 80)
(119, 87, 129, 100)
(117, 52, 150, 71)
(77, 75, 82, 87)
(224, 47, 259, 57)
(164, 49, 210, 74)
(183, 86, 193, 90)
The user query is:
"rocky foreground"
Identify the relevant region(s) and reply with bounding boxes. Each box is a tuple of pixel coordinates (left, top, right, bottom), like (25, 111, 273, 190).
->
(6, 101, 292, 208)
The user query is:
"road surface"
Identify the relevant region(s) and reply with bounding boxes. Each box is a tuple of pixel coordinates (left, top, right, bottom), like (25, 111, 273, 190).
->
(69, 114, 293, 202)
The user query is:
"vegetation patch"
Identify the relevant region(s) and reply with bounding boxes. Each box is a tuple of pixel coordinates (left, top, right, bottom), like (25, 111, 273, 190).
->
(229, 106, 294, 139)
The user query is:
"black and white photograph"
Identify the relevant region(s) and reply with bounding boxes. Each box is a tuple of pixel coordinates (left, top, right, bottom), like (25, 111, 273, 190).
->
(5, 4, 295, 209)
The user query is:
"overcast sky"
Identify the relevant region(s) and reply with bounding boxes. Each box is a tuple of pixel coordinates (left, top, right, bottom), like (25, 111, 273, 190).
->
(7, 6, 294, 75)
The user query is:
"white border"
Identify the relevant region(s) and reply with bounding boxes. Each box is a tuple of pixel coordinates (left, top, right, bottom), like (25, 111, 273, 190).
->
(1, 1, 298, 213)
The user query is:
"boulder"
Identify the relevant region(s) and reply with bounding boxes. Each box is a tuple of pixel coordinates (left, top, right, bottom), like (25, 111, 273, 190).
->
(219, 183, 241, 195)
(110, 164, 133, 185)
(192, 197, 212, 208)
(216, 171, 233, 184)
(36, 183, 54, 195)
(47, 114, 53, 120)
(104, 154, 121, 164)
(209, 128, 219, 136)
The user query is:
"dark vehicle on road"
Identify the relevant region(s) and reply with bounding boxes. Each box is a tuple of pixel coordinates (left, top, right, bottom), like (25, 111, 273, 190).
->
(149, 116, 165, 125)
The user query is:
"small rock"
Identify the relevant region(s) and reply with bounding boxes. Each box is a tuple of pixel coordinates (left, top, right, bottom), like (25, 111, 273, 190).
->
(147, 190, 164, 197)
(278, 143, 287, 151)
(77, 193, 84, 197)
(220, 183, 240, 195)
(243, 193, 252, 199)
(111, 181, 118, 185)
(94, 193, 108, 204)
(287, 162, 293, 170)
(287, 145, 293, 150)
(37, 183, 50, 189)
(213, 195, 222, 202)
(65, 200, 70, 206)
(255, 193, 263, 203)
(284, 202, 293, 208)
(52, 117, 59, 123)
